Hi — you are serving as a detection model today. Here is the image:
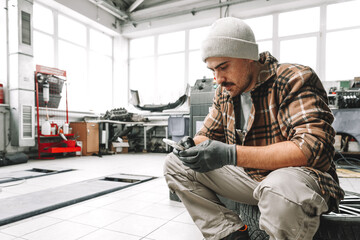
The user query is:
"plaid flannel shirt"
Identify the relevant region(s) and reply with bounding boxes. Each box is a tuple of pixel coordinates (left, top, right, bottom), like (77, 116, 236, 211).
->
(196, 52, 344, 212)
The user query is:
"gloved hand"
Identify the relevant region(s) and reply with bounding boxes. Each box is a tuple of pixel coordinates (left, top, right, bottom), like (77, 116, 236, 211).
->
(175, 139, 237, 172)
(177, 136, 196, 149)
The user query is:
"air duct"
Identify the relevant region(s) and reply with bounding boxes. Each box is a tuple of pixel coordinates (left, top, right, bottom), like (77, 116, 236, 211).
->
(8, 0, 35, 147)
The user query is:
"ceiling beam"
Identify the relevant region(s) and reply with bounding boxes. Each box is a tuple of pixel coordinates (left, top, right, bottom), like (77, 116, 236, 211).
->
(88, 0, 129, 20)
(127, 0, 254, 24)
(128, 0, 145, 13)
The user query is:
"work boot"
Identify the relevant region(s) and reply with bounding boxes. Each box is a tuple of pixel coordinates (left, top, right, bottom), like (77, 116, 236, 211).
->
(221, 225, 250, 240)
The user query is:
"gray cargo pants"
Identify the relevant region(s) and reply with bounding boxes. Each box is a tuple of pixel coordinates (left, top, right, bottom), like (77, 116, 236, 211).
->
(163, 153, 329, 240)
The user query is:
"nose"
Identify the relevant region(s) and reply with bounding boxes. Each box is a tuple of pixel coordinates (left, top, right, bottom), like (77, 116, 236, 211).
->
(214, 71, 225, 85)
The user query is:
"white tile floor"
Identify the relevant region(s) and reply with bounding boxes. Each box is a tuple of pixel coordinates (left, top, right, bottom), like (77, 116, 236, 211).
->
(0, 153, 358, 240)
(0, 153, 203, 240)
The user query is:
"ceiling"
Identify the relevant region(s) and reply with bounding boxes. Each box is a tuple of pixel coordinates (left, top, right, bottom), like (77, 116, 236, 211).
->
(89, 0, 255, 25)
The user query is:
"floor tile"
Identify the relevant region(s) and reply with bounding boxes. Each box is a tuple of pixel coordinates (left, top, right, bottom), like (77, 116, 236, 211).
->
(146, 221, 203, 240)
(0, 232, 17, 240)
(46, 204, 95, 220)
(0, 216, 61, 237)
(126, 191, 168, 203)
(172, 211, 194, 224)
(158, 198, 185, 208)
(80, 195, 120, 208)
(78, 229, 141, 240)
(70, 208, 129, 227)
(137, 203, 185, 220)
(22, 221, 97, 240)
(103, 198, 152, 214)
(105, 214, 167, 237)
(3, 183, 46, 195)
(0, 191, 18, 199)
(108, 188, 141, 199)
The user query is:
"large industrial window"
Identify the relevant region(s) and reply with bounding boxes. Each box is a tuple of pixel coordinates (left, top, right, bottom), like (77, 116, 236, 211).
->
(278, 7, 320, 73)
(157, 31, 186, 104)
(326, 1, 360, 81)
(280, 37, 317, 71)
(89, 29, 113, 112)
(58, 15, 86, 46)
(128, 0, 360, 107)
(129, 28, 214, 105)
(129, 32, 188, 105)
(33, 31, 54, 67)
(33, 3, 54, 67)
(33, 3, 53, 34)
(278, 8, 320, 37)
(33, 3, 114, 113)
(188, 27, 212, 86)
(244, 15, 273, 54)
(58, 40, 87, 110)
(58, 14, 87, 111)
(129, 36, 155, 104)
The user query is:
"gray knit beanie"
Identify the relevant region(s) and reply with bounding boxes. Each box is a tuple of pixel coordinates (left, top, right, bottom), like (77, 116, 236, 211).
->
(201, 17, 259, 62)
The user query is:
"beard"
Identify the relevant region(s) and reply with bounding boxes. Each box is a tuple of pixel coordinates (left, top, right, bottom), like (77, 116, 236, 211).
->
(222, 74, 253, 97)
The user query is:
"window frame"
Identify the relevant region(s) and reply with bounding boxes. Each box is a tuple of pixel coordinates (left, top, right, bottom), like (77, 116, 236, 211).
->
(33, 2, 114, 113)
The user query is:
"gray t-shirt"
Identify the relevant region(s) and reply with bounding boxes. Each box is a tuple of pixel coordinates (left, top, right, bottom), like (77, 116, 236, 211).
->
(233, 91, 251, 144)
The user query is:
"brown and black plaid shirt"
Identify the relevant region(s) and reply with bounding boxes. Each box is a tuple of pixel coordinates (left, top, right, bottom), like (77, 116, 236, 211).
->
(196, 52, 344, 211)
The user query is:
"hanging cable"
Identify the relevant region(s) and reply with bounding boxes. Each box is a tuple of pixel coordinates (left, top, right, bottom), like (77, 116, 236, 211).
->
(335, 150, 360, 170)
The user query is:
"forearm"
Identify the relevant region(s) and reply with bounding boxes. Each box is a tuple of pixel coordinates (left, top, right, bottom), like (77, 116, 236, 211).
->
(236, 141, 307, 170)
(193, 135, 209, 145)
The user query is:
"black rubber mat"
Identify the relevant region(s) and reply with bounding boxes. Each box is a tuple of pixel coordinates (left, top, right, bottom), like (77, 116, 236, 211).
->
(0, 173, 155, 226)
(0, 167, 74, 184)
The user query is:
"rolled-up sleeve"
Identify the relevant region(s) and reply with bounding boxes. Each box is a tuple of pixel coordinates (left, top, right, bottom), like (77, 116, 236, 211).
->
(277, 67, 335, 172)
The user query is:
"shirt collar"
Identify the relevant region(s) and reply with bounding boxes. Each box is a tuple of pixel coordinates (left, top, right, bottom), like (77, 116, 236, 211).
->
(251, 51, 278, 92)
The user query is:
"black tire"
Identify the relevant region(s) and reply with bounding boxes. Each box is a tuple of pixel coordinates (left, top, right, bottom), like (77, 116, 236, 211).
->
(236, 192, 360, 240)
(314, 214, 360, 240)
(238, 203, 269, 240)
(314, 191, 360, 240)
(172, 192, 360, 240)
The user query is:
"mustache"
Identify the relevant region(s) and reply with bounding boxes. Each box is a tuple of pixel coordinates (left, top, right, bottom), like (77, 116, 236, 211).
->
(221, 82, 235, 87)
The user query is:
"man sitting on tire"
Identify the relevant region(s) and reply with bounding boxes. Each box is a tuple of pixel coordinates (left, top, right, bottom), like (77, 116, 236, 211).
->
(164, 17, 344, 240)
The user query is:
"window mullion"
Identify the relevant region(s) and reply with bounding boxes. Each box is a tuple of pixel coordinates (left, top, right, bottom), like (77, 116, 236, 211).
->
(185, 29, 189, 86)
(154, 35, 159, 104)
(273, 13, 280, 60)
(319, 4, 327, 81)
(54, 9, 59, 68)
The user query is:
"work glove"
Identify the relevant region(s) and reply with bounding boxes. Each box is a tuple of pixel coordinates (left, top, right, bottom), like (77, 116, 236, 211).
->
(174, 139, 237, 173)
(177, 136, 195, 150)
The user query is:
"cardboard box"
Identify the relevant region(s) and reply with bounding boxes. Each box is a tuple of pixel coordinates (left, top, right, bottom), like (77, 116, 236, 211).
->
(111, 141, 129, 154)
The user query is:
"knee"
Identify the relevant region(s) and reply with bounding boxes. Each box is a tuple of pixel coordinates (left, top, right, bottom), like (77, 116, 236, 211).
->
(163, 153, 191, 190)
(163, 153, 180, 176)
(254, 168, 326, 212)
(253, 168, 328, 238)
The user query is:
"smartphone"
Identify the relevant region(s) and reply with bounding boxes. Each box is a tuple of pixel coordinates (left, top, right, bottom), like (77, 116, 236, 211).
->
(162, 138, 185, 151)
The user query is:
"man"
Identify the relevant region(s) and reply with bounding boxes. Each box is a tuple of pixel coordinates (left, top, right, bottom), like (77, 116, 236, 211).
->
(163, 17, 344, 240)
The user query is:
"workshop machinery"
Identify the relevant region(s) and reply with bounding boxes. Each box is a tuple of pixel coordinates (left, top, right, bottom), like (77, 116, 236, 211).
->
(189, 77, 216, 137)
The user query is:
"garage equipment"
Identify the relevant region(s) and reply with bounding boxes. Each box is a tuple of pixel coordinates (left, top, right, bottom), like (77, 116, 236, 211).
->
(189, 78, 216, 137)
(35, 65, 81, 159)
(130, 84, 189, 112)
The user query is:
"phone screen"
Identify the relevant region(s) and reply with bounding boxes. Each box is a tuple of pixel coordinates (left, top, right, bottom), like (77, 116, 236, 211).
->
(162, 138, 185, 151)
